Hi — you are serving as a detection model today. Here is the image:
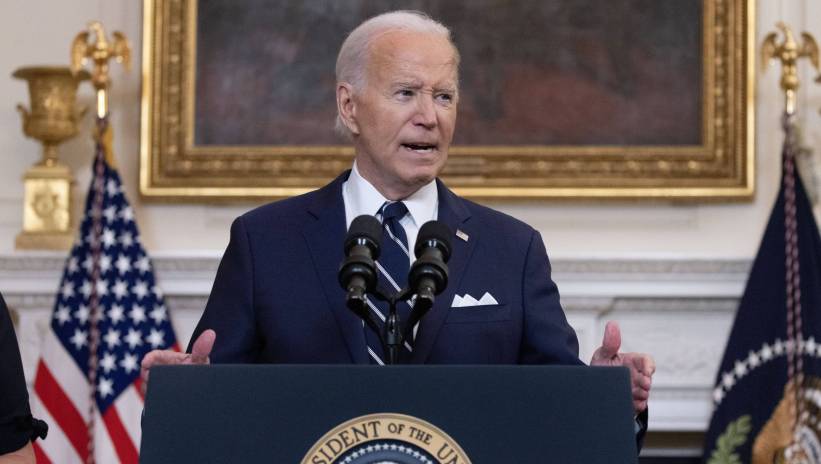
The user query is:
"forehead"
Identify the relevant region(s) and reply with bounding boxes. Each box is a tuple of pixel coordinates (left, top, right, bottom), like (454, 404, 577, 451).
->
(366, 30, 458, 86)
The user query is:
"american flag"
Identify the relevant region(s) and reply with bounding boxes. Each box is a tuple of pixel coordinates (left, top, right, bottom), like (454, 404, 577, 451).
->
(31, 118, 177, 463)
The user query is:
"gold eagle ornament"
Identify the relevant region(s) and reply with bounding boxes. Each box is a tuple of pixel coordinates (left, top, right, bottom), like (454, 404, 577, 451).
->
(70, 21, 130, 118)
(761, 22, 820, 114)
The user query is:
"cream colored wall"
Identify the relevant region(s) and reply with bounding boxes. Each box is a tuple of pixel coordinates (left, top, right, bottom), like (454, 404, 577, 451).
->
(1, 0, 819, 260)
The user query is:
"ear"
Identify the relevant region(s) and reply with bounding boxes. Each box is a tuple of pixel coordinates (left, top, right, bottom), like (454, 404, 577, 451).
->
(336, 82, 360, 135)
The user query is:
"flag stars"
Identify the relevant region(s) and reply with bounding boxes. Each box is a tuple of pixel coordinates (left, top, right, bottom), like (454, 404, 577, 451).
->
(106, 179, 119, 197)
(80, 280, 92, 298)
(713, 387, 725, 403)
(67, 257, 79, 274)
(119, 206, 134, 222)
(69, 329, 88, 350)
(714, 338, 821, 407)
(98, 377, 114, 398)
(146, 329, 165, 348)
(103, 205, 117, 222)
(721, 372, 735, 389)
(119, 232, 134, 248)
(786, 339, 797, 355)
(129, 304, 146, 324)
(95, 279, 109, 297)
(99, 254, 112, 273)
(112, 280, 128, 300)
(102, 228, 117, 248)
(100, 352, 117, 373)
(135, 256, 150, 274)
(120, 353, 139, 373)
(83, 256, 94, 273)
(133, 281, 149, 300)
(152, 285, 164, 298)
(747, 350, 761, 368)
(125, 329, 143, 349)
(75, 305, 90, 324)
(48, 166, 178, 405)
(108, 304, 125, 324)
(805, 337, 817, 355)
(150, 305, 168, 324)
(103, 328, 121, 349)
(733, 360, 748, 378)
(115, 254, 131, 275)
(61, 282, 74, 299)
(85, 231, 99, 248)
(54, 306, 71, 325)
(760, 343, 774, 361)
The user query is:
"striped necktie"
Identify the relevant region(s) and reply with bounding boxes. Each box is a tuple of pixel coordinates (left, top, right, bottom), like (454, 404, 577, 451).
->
(365, 201, 414, 364)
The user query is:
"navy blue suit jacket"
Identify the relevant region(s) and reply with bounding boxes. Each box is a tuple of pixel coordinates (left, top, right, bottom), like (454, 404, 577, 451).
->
(190, 171, 582, 366)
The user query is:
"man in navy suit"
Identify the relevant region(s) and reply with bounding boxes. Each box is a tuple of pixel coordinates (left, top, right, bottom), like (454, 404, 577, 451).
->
(142, 10, 653, 421)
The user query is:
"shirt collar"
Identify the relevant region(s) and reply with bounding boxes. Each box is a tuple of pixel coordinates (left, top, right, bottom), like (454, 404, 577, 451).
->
(343, 162, 438, 228)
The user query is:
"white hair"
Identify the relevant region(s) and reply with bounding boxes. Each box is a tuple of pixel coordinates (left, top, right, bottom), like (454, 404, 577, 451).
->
(334, 10, 460, 136)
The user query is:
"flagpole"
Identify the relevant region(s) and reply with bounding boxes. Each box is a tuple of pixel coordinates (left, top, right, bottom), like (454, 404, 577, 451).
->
(71, 21, 131, 464)
(762, 22, 819, 461)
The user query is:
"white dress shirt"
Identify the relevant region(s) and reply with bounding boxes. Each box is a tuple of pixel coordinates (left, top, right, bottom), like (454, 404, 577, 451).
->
(342, 162, 438, 265)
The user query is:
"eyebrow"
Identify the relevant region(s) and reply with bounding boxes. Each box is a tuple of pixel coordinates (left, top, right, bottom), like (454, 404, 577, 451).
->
(392, 80, 457, 93)
(392, 80, 423, 89)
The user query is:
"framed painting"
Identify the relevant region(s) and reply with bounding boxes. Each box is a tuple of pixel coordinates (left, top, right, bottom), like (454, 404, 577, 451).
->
(139, 0, 754, 201)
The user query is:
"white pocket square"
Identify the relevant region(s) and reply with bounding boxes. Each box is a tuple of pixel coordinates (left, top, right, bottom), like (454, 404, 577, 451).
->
(451, 292, 499, 308)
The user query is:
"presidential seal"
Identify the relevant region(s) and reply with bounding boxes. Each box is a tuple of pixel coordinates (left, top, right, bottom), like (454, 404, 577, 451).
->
(753, 377, 821, 464)
(301, 413, 471, 464)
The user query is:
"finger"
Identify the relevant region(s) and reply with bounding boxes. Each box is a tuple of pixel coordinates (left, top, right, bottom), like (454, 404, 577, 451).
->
(190, 329, 216, 364)
(598, 321, 622, 360)
(631, 354, 656, 376)
(632, 386, 650, 401)
(634, 400, 647, 414)
(141, 349, 188, 370)
(643, 355, 656, 376)
(636, 373, 652, 390)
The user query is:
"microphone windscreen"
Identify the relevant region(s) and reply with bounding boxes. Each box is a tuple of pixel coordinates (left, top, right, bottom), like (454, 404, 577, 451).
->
(345, 215, 382, 254)
(415, 221, 452, 260)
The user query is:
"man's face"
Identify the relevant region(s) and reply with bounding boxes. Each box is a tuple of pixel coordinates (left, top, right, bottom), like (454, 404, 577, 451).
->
(341, 30, 459, 200)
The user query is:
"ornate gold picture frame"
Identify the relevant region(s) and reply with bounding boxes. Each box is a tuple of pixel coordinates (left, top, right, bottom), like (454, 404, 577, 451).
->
(140, 0, 754, 201)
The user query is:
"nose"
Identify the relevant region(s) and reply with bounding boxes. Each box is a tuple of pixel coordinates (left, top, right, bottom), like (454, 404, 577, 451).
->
(412, 94, 437, 129)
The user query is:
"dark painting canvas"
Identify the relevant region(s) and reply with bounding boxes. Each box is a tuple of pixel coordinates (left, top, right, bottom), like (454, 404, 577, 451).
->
(194, 0, 702, 147)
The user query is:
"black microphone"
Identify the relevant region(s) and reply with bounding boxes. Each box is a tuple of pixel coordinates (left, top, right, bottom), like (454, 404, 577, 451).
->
(406, 221, 451, 334)
(338, 215, 382, 319)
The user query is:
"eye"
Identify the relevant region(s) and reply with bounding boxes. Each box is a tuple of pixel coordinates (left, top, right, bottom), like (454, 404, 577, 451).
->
(436, 93, 454, 104)
(396, 89, 415, 100)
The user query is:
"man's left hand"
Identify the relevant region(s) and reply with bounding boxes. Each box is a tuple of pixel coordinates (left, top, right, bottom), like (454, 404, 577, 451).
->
(590, 321, 655, 415)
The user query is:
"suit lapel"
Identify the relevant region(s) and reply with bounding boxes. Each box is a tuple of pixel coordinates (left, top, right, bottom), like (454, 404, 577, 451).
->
(411, 180, 477, 363)
(302, 171, 369, 364)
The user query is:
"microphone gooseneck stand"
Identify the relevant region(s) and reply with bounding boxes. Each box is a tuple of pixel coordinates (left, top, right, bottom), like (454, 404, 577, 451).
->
(340, 217, 451, 365)
(350, 286, 424, 365)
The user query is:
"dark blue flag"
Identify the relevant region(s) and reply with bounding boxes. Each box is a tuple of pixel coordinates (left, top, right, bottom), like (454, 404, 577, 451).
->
(703, 119, 821, 463)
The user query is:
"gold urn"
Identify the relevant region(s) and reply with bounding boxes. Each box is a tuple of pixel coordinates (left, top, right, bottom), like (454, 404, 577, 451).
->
(13, 66, 89, 250)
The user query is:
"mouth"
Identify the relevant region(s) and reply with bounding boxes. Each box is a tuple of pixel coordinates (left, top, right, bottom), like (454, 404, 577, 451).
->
(401, 142, 438, 153)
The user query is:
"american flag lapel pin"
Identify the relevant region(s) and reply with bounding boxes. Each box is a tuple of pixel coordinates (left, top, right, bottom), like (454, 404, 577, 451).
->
(456, 229, 469, 242)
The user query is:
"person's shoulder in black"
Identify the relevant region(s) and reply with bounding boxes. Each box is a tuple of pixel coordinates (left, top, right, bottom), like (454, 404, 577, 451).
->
(0, 293, 47, 459)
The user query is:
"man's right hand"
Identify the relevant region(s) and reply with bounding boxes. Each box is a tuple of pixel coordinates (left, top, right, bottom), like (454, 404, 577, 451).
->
(140, 329, 216, 391)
